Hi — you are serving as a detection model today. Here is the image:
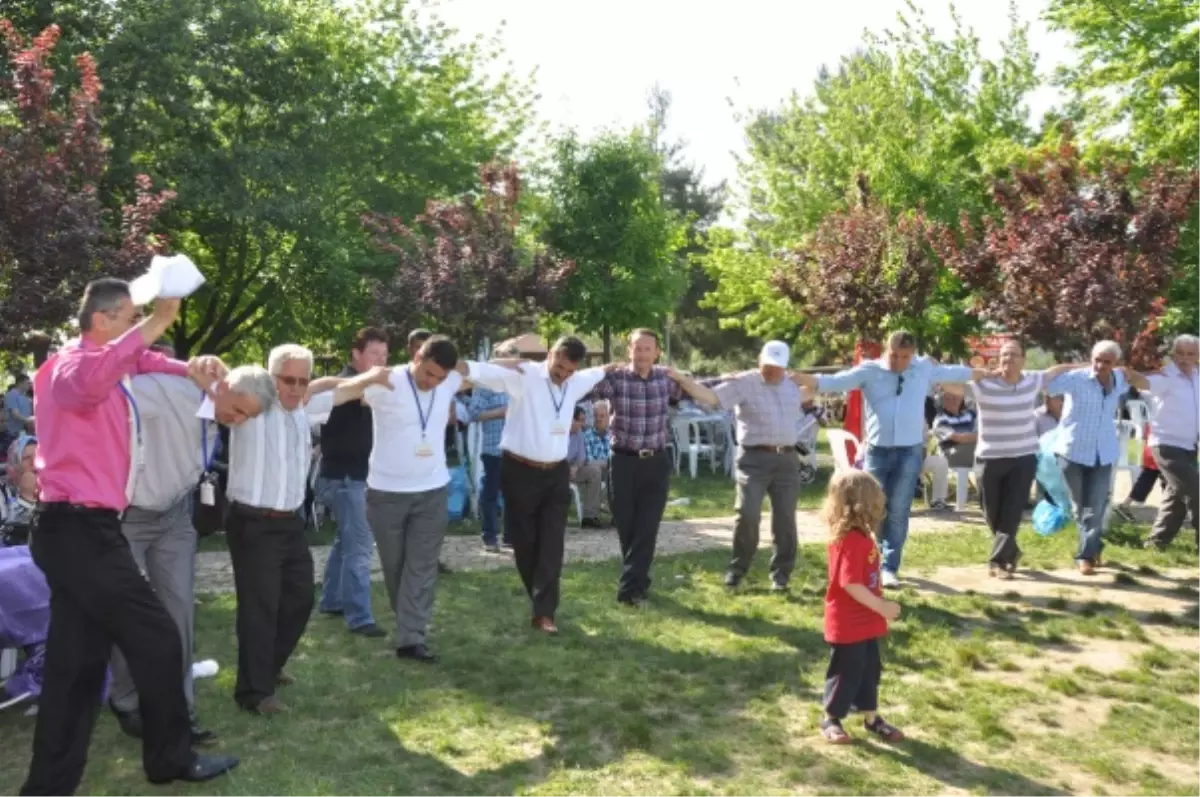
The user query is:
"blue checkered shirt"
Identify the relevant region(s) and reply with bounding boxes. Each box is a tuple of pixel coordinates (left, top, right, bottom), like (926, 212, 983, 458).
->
(1046, 368, 1129, 466)
(466, 387, 508, 457)
(583, 426, 612, 463)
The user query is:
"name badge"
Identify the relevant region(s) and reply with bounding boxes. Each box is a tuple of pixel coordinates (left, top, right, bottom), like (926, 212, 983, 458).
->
(200, 481, 216, 506)
(415, 442, 434, 458)
(551, 423, 567, 436)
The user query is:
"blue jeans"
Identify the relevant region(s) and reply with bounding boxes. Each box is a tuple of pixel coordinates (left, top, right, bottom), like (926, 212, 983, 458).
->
(1057, 457, 1112, 563)
(864, 444, 925, 574)
(316, 476, 376, 629)
(479, 454, 503, 545)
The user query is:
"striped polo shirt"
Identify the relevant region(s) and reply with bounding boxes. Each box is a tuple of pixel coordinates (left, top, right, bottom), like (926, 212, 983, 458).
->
(969, 371, 1045, 460)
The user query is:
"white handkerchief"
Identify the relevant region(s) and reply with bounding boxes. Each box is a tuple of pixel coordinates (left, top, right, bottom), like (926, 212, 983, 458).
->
(129, 254, 206, 306)
(196, 395, 216, 421)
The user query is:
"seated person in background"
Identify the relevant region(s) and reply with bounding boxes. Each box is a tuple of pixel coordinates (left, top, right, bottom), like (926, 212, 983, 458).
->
(2, 433, 38, 543)
(567, 406, 603, 528)
(922, 388, 978, 511)
(577, 401, 612, 528)
(1035, 394, 1062, 438)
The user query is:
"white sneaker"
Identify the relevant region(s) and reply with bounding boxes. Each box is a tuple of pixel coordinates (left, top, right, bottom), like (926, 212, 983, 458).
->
(881, 570, 900, 589)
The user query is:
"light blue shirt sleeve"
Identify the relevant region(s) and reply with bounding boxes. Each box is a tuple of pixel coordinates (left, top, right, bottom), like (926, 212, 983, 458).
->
(1046, 370, 1076, 397)
(928, 363, 974, 384)
(816, 362, 876, 393)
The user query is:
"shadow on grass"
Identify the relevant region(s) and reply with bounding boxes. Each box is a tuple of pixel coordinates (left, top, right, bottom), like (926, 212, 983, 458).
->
(869, 737, 1068, 795)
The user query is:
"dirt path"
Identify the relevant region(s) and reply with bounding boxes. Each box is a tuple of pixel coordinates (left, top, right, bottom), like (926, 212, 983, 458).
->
(194, 507, 980, 594)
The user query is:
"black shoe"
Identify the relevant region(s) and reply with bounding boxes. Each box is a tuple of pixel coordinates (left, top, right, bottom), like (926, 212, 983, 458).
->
(349, 623, 387, 638)
(109, 703, 143, 739)
(437, 561, 452, 575)
(396, 644, 438, 663)
(724, 571, 742, 589)
(150, 754, 240, 785)
(319, 608, 344, 617)
(190, 724, 218, 746)
(771, 580, 789, 593)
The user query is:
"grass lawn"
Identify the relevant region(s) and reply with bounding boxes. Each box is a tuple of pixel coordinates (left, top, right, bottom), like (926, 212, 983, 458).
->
(4, 525, 1196, 795)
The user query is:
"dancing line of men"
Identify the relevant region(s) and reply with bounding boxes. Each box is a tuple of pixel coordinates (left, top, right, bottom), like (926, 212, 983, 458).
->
(19, 274, 1197, 794)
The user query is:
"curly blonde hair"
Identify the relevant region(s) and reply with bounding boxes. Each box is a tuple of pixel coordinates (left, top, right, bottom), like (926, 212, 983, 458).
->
(820, 469, 887, 541)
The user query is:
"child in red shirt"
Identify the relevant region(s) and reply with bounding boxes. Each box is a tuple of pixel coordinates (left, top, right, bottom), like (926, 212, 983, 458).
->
(819, 469, 905, 744)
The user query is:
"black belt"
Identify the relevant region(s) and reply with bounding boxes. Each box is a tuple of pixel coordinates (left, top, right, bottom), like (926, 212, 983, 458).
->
(742, 444, 796, 454)
(612, 447, 664, 459)
(231, 502, 300, 519)
(503, 451, 564, 470)
(36, 502, 122, 518)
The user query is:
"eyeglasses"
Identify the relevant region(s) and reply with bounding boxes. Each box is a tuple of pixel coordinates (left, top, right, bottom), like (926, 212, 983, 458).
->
(895, 374, 905, 396)
(275, 376, 311, 388)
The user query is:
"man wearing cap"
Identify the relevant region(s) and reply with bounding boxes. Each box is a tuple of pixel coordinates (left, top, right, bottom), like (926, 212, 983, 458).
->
(676, 341, 806, 591)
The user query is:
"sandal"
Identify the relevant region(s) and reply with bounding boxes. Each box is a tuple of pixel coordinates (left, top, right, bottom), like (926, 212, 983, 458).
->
(820, 718, 852, 744)
(864, 716, 905, 742)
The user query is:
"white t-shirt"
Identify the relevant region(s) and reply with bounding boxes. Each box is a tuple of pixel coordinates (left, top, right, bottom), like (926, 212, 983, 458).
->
(468, 360, 608, 463)
(363, 366, 463, 493)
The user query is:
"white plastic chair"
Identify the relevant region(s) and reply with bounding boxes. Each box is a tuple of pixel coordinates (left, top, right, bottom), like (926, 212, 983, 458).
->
(671, 417, 718, 478)
(569, 483, 583, 524)
(951, 467, 976, 512)
(1126, 398, 1152, 428)
(1109, 419, 1145, 506)
(826, 429, 861, 473)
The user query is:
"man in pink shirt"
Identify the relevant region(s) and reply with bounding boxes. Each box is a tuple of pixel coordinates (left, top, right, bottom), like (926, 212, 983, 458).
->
(21, 278, 239, 795)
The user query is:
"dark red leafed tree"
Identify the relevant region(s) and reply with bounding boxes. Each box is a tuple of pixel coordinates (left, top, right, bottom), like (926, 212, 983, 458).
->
(772, 175, 952, 352)
(363, 161, 574, 355)
(0, 21, 175, 352)
(940, 137, 1198, 366)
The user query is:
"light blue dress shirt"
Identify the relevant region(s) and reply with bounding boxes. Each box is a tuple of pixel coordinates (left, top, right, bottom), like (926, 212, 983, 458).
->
(816, 357, 974, 448)
(1046, 368, 1128, 466)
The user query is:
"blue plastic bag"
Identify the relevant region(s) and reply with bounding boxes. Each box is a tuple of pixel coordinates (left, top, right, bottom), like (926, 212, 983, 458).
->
(447, 465, 470, 521)
(1035, 428, 1073, 515)
(1032, 499, 1067, 536)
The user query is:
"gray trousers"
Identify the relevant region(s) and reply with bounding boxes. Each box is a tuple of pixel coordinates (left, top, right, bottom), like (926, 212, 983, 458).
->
(1147, 445, 1199, 547)
(109, 496, 197, 717)
(366, 486, 447, 647)
(729, 447, 801, 584)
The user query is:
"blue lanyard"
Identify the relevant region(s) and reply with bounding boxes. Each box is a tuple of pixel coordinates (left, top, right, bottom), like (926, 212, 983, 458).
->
(406, 370, 436, 440)
(200, 388, 217, 470)
(117, 381, 142, 444)
(546, 379, 567, 419)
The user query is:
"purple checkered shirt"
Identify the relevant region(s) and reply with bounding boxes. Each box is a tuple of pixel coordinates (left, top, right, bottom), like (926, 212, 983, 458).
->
(590, 366, 683, 452)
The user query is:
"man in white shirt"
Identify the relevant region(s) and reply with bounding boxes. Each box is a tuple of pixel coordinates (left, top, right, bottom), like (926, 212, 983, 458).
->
(462, 337, 610, 633)
(1144, 335, 1199, 550)
(362, 336, 463, 662)
(222, 346, 389, 713)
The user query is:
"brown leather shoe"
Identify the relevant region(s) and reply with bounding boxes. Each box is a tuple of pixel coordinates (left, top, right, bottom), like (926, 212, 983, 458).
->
(1078, 560, 1095, 576)
(275, 671, 295, 687)
(531, 616, 558, 634)
(252, 695, 286, 714)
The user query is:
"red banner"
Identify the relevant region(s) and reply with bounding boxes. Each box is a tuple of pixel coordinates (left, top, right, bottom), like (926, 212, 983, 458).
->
(966, 334, 1014, 368)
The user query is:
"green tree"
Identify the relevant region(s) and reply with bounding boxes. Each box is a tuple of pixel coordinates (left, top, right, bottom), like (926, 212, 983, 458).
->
(645, 86, 757, 369)
(541, 129, 687, 359)
(1, 0, 532, 357)
(1045, 0, 1199, 335)
(702, 2, 1039, 352)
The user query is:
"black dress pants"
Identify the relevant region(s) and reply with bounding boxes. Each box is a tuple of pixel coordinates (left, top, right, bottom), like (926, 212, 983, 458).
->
(225, 504, 314, 709)
(980, 455, 1038, 569)
(22, 504, 194, 795)
(501, 454, 571, 618)
(611, 450, 671, 601)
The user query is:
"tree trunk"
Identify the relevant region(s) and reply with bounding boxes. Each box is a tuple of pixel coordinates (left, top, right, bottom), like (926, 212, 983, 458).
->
(602, 323, 612, 361)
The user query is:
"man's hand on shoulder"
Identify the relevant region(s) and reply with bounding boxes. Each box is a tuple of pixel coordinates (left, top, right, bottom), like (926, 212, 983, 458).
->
(187, 355, 228, 392)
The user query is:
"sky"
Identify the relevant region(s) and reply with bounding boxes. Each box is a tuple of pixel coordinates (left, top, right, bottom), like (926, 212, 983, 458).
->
(430, 0, 1074, 191)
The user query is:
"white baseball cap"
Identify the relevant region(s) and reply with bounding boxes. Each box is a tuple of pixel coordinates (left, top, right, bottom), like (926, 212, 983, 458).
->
(759, 340, 790, 369)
